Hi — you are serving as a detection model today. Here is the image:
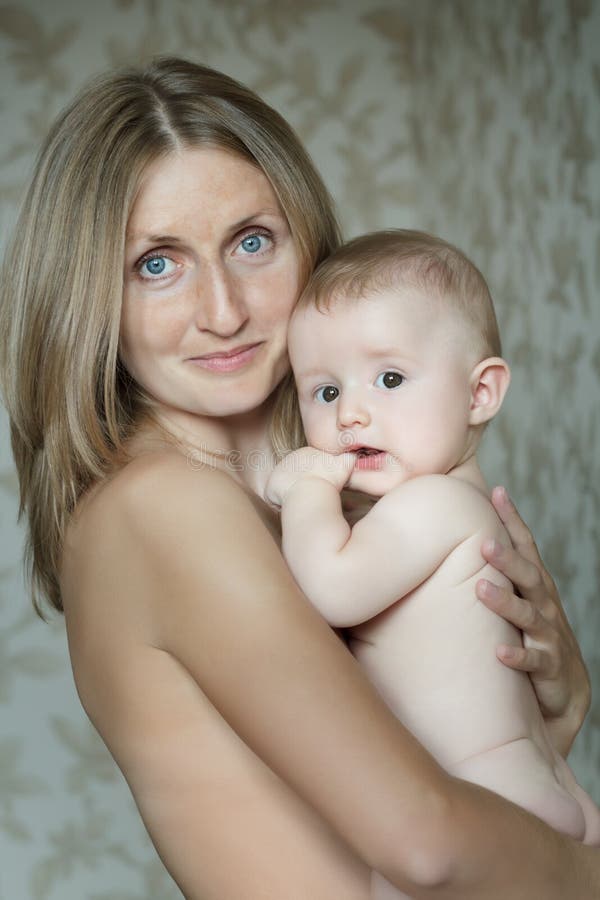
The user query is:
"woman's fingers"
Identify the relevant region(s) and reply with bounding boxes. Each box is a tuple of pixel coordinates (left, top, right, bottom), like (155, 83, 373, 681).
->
(490, 486, 555, 592)
(495, 643, 547, 674)
(476, 578, 544, 639)
(479, 489, 591, 755)
(479, 538, 555, 618)
(490, 486, 539, 559)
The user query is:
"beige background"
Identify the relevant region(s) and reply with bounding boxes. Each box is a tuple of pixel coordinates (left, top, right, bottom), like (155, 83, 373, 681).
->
(1, 1, 599, 897)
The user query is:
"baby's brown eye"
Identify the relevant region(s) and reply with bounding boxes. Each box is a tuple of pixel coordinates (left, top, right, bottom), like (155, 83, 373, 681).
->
(376, 371, 404, 389)
(315, 385, 339, 403)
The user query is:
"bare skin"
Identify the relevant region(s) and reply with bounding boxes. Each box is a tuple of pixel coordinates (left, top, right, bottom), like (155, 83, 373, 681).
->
(61, 147, 598, 899)
(268, 291, 600, 851)
(63, 453, 372, 900)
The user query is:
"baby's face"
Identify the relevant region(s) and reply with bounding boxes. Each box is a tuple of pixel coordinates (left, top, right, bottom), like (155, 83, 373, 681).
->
(289, 288, 478, 496)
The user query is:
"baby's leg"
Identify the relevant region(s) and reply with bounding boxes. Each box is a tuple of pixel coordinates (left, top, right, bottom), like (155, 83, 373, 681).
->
(552, 752, 600, 846)
(450, 737, 587, 842)
(369, 746, 600, 900)
(371, 871, 411, 900)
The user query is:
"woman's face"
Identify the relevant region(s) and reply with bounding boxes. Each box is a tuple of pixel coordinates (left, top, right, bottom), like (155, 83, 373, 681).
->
(120, 147, 301, 422)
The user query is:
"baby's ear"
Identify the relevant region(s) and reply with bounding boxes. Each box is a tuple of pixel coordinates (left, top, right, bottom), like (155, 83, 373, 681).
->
(468, 357, 511, 425)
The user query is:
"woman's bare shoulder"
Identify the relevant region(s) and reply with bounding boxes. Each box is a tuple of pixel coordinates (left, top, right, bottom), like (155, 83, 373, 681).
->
(61, 449, 275, 648)
(68, 449, 269, 563)
(61, 448, 282, 723)
(83, 449, 252, 521)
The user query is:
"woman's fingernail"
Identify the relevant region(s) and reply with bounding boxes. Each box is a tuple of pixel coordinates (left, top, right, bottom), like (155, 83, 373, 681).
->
(478, 579, 499, 599)
(499, 644, 515, 660)
(483, 538, 500, 556)
(493, 486, 510, 505)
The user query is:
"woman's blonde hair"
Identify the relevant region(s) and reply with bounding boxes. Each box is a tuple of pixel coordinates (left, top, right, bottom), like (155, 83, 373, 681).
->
(0, 56, 341, 615)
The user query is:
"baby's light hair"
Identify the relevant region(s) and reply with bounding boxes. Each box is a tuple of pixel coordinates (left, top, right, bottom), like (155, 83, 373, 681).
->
(296, 229, 502, 358)
(271, 229, 503, 459)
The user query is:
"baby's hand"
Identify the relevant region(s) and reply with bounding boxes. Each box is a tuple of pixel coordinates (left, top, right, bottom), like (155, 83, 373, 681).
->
(266, 447, 354, 506)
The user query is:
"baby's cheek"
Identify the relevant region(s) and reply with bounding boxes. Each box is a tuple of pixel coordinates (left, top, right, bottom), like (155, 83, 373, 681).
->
(300, 414, 329, 452)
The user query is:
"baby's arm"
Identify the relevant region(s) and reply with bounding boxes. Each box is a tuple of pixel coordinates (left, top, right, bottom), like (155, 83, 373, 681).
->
(267, 450, 478, 627)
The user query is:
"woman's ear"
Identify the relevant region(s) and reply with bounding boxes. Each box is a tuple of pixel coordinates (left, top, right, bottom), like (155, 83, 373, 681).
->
(468, 357, 511, 425)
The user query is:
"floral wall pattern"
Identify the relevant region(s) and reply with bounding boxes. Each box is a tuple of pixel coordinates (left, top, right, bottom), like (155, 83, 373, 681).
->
(0, 0, 598, 896)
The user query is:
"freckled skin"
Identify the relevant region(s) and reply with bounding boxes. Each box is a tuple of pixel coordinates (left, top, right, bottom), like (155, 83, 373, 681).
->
(120, 148, 301, 429)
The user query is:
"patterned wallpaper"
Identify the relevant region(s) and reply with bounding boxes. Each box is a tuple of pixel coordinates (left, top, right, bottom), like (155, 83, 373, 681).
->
(0, 1, 598, 897)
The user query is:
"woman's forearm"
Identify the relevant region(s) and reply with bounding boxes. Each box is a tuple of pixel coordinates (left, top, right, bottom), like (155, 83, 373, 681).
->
(130, 464, 599, 898)
(384, 774, 598, 899)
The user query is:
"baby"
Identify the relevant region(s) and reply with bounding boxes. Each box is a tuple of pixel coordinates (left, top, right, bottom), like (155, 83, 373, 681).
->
(267, 230, 600, 896)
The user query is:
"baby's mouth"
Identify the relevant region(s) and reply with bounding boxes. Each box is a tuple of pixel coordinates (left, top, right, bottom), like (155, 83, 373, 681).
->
(350, 447, 387, 470)
(345, 444, 381, 457)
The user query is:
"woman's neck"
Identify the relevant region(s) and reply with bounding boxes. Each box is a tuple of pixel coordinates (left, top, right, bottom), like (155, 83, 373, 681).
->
(132, 398, 277, 498)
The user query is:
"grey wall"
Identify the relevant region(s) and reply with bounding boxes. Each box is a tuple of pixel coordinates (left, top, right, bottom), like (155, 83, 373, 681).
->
(1, 1, 599, 897)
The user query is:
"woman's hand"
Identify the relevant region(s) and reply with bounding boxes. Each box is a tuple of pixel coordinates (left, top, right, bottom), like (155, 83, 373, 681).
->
(476, 486, 590, 757)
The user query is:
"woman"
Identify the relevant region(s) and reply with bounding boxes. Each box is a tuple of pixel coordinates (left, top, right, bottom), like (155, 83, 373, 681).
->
(0, 57, 596, 898)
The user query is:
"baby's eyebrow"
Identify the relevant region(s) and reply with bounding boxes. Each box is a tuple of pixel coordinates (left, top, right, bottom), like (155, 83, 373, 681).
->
(363, 346, 402, 358)
(293, 367, 330, 380)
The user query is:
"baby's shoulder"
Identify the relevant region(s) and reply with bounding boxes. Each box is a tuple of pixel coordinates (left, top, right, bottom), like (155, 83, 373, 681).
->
(377, 473, 499, 533)
(385, 473, 488, 506)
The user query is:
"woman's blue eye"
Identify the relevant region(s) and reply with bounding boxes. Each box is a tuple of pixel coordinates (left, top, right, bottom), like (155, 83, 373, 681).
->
(315, 385, 339, 403)
(139, 255, 177, 279)
(375, 371, 404, 389)
(145, 257, 166, 275)
(241, 234, 263, 253)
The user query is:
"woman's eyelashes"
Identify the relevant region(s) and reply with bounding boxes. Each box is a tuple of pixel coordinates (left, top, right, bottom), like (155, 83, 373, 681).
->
(134, 228, 275, 283)
(136, 252, 180, 282)
(233, 228, 274, 258)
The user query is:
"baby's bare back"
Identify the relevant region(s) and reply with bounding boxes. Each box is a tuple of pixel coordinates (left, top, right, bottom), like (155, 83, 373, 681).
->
(348, 499, 597, 845)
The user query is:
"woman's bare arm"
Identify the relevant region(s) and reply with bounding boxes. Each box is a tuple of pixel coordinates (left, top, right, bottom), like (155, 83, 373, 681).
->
(65, 456, 599, 899)
(63, 465, 370, 900)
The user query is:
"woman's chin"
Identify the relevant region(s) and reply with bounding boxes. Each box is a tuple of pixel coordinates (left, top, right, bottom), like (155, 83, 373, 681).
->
(196, 381, 280, 420)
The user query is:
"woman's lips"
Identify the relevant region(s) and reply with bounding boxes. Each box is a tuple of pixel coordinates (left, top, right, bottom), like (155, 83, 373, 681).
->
(188, 342, 263, 372)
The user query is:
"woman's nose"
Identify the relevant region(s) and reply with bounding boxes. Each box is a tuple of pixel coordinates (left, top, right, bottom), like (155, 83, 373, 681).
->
(194, 266, 249, 336)
(336, 392, 370, 429)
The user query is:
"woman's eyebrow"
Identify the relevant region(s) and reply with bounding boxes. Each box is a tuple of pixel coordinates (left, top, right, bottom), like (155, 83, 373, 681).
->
(127, 232, 186, 246)
(227, 208, 284, 232)
(126, 209, 284, 247)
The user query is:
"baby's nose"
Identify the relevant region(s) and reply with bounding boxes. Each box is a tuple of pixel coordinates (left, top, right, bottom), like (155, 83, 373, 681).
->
(336, 394, 370, 428)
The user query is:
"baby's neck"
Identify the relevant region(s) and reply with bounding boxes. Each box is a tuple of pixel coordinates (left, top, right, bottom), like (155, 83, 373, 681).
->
(446, 455, 491, 497)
